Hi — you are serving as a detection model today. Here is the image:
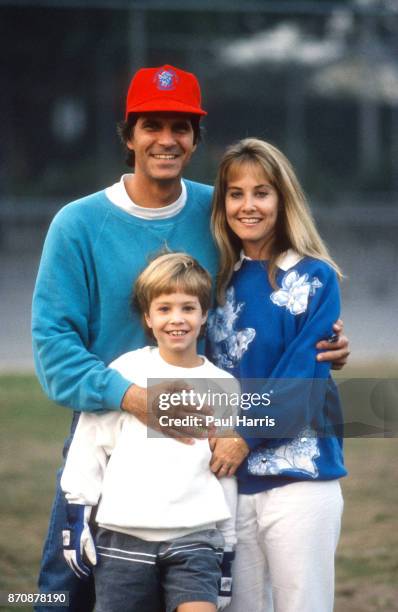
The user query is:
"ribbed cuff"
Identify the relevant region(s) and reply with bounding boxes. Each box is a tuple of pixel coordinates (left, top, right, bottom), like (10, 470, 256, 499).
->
(102, 370, 133, 411)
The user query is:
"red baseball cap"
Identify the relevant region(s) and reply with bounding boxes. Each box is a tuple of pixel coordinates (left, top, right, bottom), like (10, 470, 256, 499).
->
(125, 64, 207, 119)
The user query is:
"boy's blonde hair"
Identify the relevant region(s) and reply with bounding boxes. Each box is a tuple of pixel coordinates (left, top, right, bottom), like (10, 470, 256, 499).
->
(134, 252, 212, 334)
(211, 137, 343, 303)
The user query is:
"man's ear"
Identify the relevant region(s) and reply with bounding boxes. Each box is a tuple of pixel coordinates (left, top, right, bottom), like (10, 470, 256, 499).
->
(201, 310, 208, 325)
(144, 313, 152, 328)
(126, 120, 136, 151)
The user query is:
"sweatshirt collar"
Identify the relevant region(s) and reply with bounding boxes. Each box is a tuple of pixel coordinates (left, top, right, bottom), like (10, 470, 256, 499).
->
(233, 250, 252, 271)
(233, 248, 303, 272)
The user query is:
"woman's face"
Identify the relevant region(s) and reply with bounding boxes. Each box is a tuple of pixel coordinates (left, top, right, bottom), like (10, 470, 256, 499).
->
(225, 162, 279, 260)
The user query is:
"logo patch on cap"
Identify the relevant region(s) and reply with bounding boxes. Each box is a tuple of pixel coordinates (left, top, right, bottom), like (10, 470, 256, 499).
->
(154, 68, 179, 91)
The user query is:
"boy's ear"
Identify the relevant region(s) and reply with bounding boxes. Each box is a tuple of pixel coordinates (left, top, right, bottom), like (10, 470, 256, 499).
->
(198, 310, 208, 340)
(144, 313, 152, 328)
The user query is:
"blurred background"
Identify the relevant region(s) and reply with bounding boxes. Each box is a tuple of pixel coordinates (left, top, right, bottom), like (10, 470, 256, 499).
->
(0, 0, 397, 370)
(0, 2, 397, 610)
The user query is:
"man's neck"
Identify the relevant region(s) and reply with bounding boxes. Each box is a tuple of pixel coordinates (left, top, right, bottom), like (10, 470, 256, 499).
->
(124, 174, 182, 208)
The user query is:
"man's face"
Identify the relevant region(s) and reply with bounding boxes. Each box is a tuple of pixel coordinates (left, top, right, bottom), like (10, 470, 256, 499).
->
(127, 113, 197, 183)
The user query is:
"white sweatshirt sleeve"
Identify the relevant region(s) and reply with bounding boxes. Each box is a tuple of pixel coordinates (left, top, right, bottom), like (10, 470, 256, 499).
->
(61, 411, 125, 506)
(217, 477, 238, 551)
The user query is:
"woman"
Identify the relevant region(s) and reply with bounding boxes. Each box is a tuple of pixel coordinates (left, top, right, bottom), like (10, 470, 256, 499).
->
(207, 138, 347, 612)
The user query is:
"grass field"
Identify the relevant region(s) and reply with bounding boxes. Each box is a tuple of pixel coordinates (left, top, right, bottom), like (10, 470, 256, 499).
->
(0, 373, 397, 611)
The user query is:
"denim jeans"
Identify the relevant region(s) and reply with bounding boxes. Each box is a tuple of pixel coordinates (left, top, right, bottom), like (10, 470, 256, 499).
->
(35, 412, 95, 612)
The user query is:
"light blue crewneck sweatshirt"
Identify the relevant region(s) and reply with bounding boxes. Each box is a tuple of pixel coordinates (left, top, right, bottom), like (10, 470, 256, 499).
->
(32, 179, 217, 412)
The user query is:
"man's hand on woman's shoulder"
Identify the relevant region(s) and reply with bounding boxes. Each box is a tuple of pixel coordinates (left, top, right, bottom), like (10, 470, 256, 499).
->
(316, 318, 350, 370)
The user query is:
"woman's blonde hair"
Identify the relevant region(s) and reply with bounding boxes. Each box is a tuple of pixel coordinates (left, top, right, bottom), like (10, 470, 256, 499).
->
(133, 252, 212, 335)
(211, 138, 342, 303)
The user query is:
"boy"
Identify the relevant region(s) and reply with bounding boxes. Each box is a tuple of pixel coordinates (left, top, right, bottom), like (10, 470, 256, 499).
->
(61, 253, 238, 612)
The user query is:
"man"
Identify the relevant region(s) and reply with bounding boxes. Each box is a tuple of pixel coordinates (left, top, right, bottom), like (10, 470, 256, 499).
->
(32, 64, 349, 611)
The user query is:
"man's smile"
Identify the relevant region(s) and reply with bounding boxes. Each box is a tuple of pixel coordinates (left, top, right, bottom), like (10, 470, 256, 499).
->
(151, 153, 180, 160)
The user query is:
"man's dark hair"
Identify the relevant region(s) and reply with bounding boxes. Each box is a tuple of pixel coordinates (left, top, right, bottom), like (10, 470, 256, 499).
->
(117, 114, 202, 168)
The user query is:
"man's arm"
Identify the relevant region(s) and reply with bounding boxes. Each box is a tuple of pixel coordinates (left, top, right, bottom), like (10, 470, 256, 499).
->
(32, 212, 132, 412)
(33, 208, 219, 434)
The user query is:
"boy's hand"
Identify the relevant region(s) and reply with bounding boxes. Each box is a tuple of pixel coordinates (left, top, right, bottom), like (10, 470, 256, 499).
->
(316, 318, 350, 370)
(62, 504, 96, 579)
(218, 549, 235, 610)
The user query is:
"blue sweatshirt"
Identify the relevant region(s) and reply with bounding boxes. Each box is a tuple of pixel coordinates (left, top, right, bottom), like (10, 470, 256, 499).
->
(207, 251, 347, 494)
(32, 180, 217, 412)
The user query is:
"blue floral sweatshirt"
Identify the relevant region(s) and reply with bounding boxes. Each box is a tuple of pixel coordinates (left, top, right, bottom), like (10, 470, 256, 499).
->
(207, 250, 347, 495)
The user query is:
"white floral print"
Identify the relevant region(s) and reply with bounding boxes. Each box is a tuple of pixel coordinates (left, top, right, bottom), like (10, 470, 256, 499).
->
(270, 270, 322, 315)
(207, 287, 256, 369)
(248, 426, 320, 477)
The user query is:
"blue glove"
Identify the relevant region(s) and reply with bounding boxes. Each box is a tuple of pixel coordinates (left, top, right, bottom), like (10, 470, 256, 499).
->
(218, 549, 235, 610)
(62, 503, 97, 579)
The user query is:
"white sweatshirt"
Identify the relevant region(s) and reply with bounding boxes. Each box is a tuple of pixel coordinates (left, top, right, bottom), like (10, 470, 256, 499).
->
(61, 346, 238, 546)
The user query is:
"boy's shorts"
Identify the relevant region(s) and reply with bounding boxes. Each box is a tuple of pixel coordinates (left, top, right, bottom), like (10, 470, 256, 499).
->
(93, 527, 224, 612)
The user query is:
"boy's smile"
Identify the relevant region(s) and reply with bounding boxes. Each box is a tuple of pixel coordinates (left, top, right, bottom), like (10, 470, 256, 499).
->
(145, 292, 207, 367)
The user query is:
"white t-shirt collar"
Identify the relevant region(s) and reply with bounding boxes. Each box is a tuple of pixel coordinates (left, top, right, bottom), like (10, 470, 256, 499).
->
(105, 174, 187, 220)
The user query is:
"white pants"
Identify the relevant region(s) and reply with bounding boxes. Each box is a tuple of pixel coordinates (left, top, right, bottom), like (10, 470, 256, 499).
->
(225, 480, 343, 612)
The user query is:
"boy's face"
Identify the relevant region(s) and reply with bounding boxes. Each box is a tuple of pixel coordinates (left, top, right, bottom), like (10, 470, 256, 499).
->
(145, 292, 207, 362)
